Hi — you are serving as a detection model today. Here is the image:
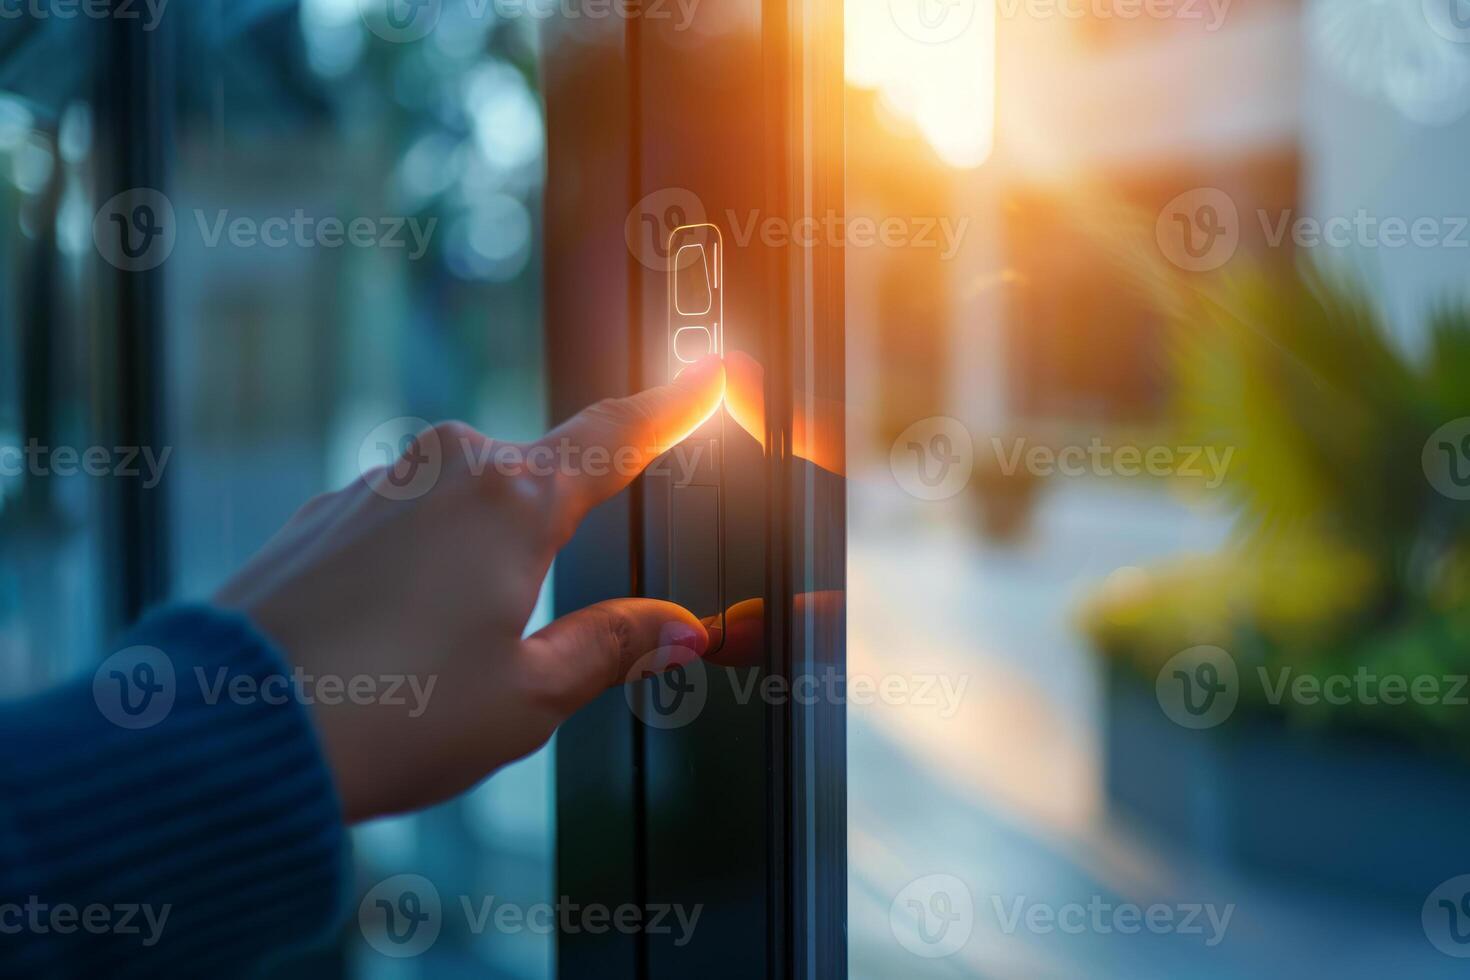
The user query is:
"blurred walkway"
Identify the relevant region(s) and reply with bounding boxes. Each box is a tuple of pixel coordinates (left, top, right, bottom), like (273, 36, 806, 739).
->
(847, 472, 1460, 978)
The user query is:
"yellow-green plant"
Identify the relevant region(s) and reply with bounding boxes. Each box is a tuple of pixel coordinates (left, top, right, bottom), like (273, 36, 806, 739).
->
(1084, 264, 1470, 752)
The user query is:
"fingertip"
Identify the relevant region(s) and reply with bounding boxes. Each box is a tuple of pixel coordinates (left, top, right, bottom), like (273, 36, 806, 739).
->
(658, 618, 710, 658)
(673, 353, 726, 400)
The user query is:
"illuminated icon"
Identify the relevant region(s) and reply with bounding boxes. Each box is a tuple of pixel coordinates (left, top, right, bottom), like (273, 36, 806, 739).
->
(673, 326, 714, 364)
(667, 224, 723, 381)
(674, 244, 713, 315)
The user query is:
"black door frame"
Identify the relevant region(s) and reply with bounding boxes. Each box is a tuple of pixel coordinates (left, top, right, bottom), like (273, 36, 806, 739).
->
(96, 5, 174, 629)
(546, 1, 845, 976)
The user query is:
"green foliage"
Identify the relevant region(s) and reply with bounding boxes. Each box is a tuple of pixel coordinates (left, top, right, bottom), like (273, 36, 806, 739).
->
(1085, 263, 1470, 751)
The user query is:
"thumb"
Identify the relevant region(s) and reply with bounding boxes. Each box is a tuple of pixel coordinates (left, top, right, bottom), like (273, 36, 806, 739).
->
(519, 598, 709, 714)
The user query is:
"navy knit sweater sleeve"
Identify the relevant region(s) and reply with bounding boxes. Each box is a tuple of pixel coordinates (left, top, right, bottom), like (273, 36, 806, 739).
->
(0, 605, 352, 977)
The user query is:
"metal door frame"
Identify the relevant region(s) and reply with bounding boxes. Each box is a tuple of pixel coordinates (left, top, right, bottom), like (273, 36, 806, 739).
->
(546, 1, 845, 976)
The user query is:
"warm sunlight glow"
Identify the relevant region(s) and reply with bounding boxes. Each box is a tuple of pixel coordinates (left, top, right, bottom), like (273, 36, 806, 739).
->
(846, 0, 996, 168)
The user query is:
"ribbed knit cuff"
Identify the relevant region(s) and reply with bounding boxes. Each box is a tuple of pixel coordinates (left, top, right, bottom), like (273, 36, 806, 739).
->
(0, 605, 351, 978)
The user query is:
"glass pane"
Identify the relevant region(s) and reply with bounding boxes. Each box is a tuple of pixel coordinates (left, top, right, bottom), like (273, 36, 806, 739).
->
(166, 4, 551, 976)
(850, 0, 1470, 976)
(0, 23, 107, 695)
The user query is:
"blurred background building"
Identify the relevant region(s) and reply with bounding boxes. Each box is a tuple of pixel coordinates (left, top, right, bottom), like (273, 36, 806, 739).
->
(847, 1, 1470, 977)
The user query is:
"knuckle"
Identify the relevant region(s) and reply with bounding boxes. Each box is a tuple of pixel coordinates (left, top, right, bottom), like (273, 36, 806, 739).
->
(592, 606, 637, 687)
(584, 396, 659, 450)
(486, 468, 559, 522)
(430, 419, 477, 444)
(292, 489, 340, 522)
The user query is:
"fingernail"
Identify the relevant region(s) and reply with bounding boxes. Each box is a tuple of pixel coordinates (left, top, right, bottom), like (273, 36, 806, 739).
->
(654, 621, 708, 670)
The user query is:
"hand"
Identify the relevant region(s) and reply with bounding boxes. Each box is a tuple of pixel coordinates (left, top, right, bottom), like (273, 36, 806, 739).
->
(215, 356, 727, 822)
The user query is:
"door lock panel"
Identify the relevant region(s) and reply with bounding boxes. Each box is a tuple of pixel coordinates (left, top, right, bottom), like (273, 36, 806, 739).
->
(665, 223, 724, 651)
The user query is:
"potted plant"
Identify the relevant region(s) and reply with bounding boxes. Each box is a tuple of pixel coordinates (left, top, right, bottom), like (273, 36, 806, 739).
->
(1080, 266, 1470, 900)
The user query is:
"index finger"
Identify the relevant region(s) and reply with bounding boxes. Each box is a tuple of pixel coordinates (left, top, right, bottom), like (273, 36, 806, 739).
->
(541, 354, 726, 521)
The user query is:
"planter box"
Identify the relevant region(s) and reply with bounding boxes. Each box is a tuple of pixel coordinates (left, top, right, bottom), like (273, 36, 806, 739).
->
(1104, 662, 1470, 901)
